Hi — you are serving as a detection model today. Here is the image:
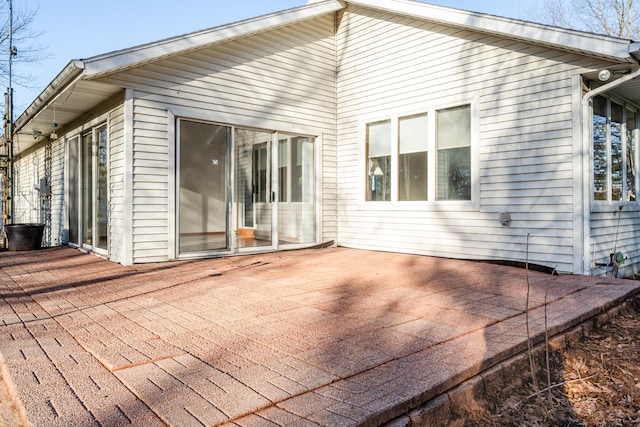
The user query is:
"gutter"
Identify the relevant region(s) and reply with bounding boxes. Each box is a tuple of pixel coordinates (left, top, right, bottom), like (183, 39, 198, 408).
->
(582, 66, 640, 102)
(80, 1, 344, 78)
(350, 0, 634, 62)
(13, 60, 85, 133)
(580, 66, 640, 275)
(630, 42, 640, 61)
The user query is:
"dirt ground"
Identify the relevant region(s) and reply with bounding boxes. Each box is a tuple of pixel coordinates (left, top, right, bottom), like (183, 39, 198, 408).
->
(470, 299, 640, 426)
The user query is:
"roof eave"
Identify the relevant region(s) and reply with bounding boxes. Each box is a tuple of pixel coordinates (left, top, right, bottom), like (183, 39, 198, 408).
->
(82, 0, 345, 78)
(349, 0, 635, 63)
(630, 42, 640, 61)
(13, 60, 85, 133)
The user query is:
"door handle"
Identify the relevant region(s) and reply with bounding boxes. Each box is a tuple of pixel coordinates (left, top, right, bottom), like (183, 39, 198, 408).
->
(271, 191, 276, 203)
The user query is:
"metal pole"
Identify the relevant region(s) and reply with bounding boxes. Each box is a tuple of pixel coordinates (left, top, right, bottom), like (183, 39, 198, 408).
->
(2, 0, 15, 248)
(7, 0, 14, 227)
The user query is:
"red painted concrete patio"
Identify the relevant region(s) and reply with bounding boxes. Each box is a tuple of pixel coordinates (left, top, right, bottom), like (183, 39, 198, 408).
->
(0, 246, 638, 426)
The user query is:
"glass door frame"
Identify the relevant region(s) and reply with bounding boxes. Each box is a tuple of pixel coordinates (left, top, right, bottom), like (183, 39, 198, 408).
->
(232, 129, 317, 253)
(176, 120, 231, 256)
(174, 118, 319, 258)
(66, 123, 109, 256)
(233, 129, 278, 254)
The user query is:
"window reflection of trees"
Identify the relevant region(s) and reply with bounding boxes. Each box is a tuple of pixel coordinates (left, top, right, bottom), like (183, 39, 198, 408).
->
(593, 95, 638, 203)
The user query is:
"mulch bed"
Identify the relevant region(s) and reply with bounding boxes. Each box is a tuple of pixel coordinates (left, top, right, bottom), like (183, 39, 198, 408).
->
(469, 300, 640, 426)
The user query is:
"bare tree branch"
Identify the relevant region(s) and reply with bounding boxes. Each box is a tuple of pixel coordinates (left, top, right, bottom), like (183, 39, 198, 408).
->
(0, 3, 50, 91)
(532, 0, 640, 39)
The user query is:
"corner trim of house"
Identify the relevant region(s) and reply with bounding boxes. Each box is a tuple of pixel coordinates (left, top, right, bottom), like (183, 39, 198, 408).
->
(572, 75, 587, 275)
(123, 89, 134, 265)
(167, 109, 177, 261)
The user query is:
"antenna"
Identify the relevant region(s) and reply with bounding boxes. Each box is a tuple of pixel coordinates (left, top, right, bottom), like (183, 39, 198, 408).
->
(4, 0, 16, 237)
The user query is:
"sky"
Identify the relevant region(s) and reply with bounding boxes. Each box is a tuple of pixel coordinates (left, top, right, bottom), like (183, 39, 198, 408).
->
(11, 0, 538, 113)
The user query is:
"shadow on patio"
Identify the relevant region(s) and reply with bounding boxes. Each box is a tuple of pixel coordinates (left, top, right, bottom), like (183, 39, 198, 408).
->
(0, 246, 638, 426)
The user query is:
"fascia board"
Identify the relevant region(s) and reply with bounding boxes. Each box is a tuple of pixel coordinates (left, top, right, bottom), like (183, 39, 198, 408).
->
(14, 60, 85, 132)
(630, 42, 640, 60)
(349, 0, 634, 62)
(82, 0, 345, 77)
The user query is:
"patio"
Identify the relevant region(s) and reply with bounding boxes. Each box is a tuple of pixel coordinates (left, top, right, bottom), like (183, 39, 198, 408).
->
(0, 246, 637, 426)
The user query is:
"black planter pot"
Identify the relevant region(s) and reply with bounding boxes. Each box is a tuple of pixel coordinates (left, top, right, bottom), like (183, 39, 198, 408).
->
(5, 224, 45, 251)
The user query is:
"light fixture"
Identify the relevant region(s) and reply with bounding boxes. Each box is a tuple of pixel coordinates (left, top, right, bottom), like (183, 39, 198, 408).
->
(598, 69, 612, 82)
(32, 130, 41, 140)
(50, 103, 58, 140)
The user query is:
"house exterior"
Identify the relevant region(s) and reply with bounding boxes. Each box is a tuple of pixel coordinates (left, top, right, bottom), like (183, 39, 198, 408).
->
(9, 0, 640, 277)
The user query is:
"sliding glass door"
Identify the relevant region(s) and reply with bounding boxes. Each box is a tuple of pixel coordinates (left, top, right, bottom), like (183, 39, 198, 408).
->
(234, 128, 274, 249)
(67, 124, 108, 252)
(276, 135, 315, 245)
(178, 120, 229, 254)
(177, 119, 316, 256)
(233, 130, 316, 249)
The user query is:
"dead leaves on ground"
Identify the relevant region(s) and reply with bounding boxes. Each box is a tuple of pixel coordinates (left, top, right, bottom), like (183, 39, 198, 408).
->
(473, 306, 640, 426)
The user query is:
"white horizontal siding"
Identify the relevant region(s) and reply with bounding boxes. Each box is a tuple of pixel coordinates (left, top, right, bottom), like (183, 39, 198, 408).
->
(108, 105, 126, 264)
(12, 137, 66, 247)
(13, 150, 43, 224)
(49, 138, 65, 246)
(131, 100, 170, 263)
(98, 15, 337, 261)
(590, 208, 640, 277)
(101, 17, 336, 134)
(335, 5, 616, 273)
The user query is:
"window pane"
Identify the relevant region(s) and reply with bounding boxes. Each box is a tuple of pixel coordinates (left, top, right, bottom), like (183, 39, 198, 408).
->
(437, 105, 471, 200)
(367, 120, 391, 157)
(254, 144, 268, 203)
(399, 114, 428, 201)
(291, 137, 309, 203)
(96, 125, 108, 250)
(278, 139, 287, 202)
(611, 101, 623, 201)
(593, 95, 608, 201)
(626, 110, 637, 201)
(279, 136, 315, 244)
(399, 152, 428, 201)
(82, 132, 93, 245)
(437, 105, 470, 149)
(68, 137, 79, 244)
(179, 120, 229, 253)
(399, 114, 428, 154)
(367, 120, 391, 201)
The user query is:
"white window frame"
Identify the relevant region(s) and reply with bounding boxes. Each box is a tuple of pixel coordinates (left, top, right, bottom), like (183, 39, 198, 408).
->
(360, 99, 479, 208)
(591, 94, 640, 206)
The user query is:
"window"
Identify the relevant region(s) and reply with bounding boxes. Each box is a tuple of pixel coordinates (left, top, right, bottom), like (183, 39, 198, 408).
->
(278, 139, 288, 202)
(364, 104, 472, 202)
(593, 95, 638, 203)
(626, 109, 637, 201)
(291, 137, 310, 202)
(253, 143, 269, 203)
(277, 136, 313, 203)
(437, 105, 471, 200)
(399, 114, 428, 201)
(366, 120, 391, 201)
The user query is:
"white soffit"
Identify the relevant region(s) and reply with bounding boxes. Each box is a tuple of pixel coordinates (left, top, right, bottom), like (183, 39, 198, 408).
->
(82, 0, 344, 78)
(349, 0, 635, 63)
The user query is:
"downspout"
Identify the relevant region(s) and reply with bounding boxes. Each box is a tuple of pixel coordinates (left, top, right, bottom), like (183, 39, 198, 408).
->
(581, 65, 640, 275)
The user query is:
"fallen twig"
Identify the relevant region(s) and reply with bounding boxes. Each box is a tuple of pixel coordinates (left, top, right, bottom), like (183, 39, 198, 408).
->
(521, 375, 598, 402)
